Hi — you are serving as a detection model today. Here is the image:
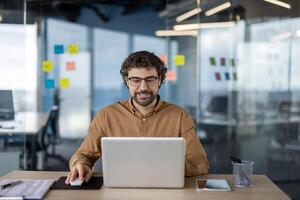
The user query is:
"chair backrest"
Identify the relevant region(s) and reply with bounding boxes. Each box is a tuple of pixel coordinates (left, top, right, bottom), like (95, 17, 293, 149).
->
(40, 105, 59, 150)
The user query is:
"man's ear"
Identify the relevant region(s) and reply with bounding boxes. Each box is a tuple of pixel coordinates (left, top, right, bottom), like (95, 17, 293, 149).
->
(125, 79, 129, 88)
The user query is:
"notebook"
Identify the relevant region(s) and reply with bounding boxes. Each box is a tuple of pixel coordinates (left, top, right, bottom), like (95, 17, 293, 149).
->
(0, 179, 54, 199)
(101, 137, 185, 188)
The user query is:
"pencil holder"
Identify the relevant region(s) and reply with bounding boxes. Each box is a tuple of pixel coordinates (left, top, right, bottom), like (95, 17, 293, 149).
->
(232, 160, 254, 187)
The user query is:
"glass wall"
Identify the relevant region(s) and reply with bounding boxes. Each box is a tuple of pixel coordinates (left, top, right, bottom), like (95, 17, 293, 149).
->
(1, 0, 299, 198)
(160, 0, 299, 198)
(0, 0, 34, 175)
(93, 28, 129, 113)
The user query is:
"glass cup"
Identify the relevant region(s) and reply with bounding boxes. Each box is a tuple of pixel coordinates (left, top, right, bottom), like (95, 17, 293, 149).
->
(232, 160, 254, 187)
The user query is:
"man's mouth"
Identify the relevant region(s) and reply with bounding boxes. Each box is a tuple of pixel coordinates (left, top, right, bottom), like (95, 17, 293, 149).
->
(137, 92, 152, 99)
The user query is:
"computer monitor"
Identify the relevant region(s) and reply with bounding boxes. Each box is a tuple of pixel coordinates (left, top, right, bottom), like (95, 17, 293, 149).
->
(0, 90, 14, 121)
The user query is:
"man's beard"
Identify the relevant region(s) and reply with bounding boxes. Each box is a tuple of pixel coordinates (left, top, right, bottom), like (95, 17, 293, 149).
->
(133, 90, 157, 106)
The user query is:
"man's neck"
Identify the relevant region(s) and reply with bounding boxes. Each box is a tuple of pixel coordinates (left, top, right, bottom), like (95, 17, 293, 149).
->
(133, 96, 158, 116)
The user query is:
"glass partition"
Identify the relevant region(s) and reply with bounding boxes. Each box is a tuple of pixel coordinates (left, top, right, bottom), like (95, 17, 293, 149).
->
(1, 0, 298, 198)
(0, 0, 32, 174)
(160, 0, 299, 199)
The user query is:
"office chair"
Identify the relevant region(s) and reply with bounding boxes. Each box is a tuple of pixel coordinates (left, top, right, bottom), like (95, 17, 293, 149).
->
(38, 105, 68, 170)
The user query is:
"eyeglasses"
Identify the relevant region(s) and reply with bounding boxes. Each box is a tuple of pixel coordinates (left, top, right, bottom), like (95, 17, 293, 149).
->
(127, 76, 159, 87)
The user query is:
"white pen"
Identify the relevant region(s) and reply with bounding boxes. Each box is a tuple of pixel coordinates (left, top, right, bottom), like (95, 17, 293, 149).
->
(0, 181, 23, 190)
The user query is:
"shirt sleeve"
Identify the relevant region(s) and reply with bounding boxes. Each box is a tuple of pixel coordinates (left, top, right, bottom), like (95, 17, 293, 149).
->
(69, 111, 104, 170)
(181, 111, 209, 176)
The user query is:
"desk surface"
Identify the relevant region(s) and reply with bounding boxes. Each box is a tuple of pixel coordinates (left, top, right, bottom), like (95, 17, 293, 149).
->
(0, 112, 48, 135)
(1, 171, 290, 200)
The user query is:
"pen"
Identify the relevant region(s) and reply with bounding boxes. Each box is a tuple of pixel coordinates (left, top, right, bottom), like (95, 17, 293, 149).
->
(0, 181, 23, 190)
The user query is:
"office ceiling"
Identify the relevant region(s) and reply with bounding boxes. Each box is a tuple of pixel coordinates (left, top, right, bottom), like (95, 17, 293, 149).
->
(0, 0, 298, 24)
(0, 0, 169, 23)
(160, 0, 299, 24)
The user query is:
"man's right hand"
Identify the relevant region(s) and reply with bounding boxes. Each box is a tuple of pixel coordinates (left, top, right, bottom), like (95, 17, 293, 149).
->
(65, 163, 92, 185)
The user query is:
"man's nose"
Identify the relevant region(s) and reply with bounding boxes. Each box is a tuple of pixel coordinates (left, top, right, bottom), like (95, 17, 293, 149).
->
(139, 79, 148, 90)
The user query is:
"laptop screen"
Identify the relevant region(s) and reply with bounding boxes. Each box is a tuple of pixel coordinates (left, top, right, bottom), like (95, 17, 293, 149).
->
(0, 90, 14, 120)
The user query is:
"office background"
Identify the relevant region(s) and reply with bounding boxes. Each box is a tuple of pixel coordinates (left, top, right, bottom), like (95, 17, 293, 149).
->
(0, 0, 299, 199)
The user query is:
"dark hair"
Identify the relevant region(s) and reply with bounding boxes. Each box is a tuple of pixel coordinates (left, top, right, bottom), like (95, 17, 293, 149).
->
(120, 51, 167, 87)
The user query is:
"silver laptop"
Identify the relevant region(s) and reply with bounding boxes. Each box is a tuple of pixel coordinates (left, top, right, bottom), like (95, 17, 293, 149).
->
(101, 137, 185, 188)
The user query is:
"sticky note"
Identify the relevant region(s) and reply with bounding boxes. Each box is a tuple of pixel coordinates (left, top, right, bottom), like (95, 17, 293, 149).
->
(215, 72, 221, 81)
(233, 73, 238, 80)
(209, 57, 216, 66)
(229, 58, 235, 67)
(220, 58, 226, 66)
(54, 45, 64, 54)
(66, 61, 76, 71)
(225, 72, 230, 80)
(42, 61, 53, 72)
(174, 55, 185, 66)
(59, 78, 70, 89)
(166, 70, 176, 81)
(159, 55, 168, 64)
(68, 45, 79, 54)
(44, 79, 55, 89)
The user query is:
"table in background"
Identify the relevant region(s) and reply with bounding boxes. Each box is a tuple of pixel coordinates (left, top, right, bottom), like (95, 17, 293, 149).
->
(0, 171, 290, 200)
(0, 112, 48, 169)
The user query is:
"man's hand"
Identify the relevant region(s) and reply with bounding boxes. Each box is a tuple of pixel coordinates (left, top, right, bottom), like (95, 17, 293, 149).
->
(65, 163, 92, 185)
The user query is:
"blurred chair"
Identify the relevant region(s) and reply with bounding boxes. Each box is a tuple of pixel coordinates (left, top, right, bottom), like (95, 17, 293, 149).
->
(277, 101, 300, 150)
(207, 96, 228, 116)
(37, 105, 68, 170)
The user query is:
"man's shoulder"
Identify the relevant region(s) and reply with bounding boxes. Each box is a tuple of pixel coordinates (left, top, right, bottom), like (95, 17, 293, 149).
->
(160, 100, 189, 114)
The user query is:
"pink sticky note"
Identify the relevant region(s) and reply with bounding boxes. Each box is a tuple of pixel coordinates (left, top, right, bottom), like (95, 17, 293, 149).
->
(159, 55, 168, 64)
(166, 70, 177, 81)
(66, 61, 76, 71)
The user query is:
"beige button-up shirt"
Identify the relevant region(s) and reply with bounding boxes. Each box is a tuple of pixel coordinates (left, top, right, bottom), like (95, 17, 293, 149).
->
(69, 97, 209, 176)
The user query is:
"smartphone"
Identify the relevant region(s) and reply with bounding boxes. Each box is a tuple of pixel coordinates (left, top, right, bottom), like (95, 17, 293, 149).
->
(195, 179, 231, 191)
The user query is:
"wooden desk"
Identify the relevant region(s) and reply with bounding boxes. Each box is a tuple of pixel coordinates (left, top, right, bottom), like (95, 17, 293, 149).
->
(0, 171, 290, 200)
(0, 112, 48, 169)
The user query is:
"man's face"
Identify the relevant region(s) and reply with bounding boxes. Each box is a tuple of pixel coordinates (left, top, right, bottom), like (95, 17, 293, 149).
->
(126, 67, 160, 107)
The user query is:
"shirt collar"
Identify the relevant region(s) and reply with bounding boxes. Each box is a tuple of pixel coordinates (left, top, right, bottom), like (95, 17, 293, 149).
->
(127, 95, 163, 116)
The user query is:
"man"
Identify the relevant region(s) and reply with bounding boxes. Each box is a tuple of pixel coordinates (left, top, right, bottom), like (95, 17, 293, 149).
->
(65, 51, 209, 184)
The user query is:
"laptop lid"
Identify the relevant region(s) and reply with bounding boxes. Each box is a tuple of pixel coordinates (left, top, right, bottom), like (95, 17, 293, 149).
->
(101, 137, 185, 188)
(0, 90, 14, 121)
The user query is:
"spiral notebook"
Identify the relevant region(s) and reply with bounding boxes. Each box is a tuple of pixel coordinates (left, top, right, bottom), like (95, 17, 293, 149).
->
(0, 179, 54, 200)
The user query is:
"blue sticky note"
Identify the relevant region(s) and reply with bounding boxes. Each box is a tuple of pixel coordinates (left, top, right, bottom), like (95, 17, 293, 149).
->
(44, 79, 55, 89)
(225, 72, 230, 80)
(54, 45, 64, 54)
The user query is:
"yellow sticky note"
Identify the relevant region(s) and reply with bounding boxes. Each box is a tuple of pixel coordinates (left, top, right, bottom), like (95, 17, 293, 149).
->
(68, 45, 79, 54)
(42, 61, 53, 72)
(174, 55, 185, 66)
(59, 78, 70, 89)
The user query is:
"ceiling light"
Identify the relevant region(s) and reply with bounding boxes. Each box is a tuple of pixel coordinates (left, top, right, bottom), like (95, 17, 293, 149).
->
(155, 30, 197, 37)
(176, 8, 201, 23)
(173, 21, 235, 31)
(263, 0, 291, 9)
(296, 30, 300, 37)
(205, 2, 231, 16)
(0, 15, 3, 22)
